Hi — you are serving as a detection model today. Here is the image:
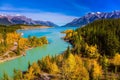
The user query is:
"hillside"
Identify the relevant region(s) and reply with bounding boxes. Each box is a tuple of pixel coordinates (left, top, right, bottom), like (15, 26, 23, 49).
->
(62, 19, 120, 79)
(64, 19, 120, 56)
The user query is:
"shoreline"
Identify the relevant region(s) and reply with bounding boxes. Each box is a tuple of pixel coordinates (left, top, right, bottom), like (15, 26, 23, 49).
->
(19, 25, 51, 30)
(0, 47, 33, 63)
(0, 26, 51, 63)
(0, 26, 52, 63)
(0, 26, 53, 63)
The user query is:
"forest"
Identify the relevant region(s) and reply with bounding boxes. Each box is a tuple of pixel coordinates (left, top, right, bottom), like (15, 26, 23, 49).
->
(63, 19, 120, 79)
(0, 25, 48, 62)
(64, 19, 120, 56)
(1, 19, 120, 80)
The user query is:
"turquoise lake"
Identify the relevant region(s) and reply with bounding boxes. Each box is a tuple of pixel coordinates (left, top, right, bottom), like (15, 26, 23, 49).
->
(0, 27, 77, 77)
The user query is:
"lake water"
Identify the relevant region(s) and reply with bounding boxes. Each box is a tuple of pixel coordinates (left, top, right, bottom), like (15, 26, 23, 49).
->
(0, 27, 77, 78)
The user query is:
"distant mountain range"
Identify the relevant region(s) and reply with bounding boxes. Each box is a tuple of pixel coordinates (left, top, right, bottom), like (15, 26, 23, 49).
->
(0, 14, 58, 27)
(63, 11, 120, 27)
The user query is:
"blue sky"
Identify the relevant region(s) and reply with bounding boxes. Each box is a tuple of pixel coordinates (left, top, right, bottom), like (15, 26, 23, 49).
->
(0, 0, 120, 25)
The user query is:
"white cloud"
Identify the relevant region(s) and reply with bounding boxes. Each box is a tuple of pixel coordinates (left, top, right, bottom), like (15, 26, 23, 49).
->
(0, 4, 78, 25)
(24, 12, 78, 26)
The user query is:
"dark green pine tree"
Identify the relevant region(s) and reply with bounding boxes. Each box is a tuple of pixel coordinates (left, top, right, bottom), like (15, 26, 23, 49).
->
(65, 46, 71, 58)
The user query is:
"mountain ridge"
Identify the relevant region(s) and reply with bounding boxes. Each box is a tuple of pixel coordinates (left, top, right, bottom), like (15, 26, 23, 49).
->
(0, 14, 58, 27)
(63, 11, 120, 27)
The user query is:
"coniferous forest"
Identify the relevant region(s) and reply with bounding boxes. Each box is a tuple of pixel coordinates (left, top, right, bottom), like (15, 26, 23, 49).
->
(63, 19, 120, 80)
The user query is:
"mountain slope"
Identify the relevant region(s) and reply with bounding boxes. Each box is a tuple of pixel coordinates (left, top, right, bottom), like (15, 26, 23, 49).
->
(0, 15, 58, 27)
(34, 21, 58, 27)
(0, 16, 12, 25)
(11, 16, 35, 25)
(63, 11, 120, 27)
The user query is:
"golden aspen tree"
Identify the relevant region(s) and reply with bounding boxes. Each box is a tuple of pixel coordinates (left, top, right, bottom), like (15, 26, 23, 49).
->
(85, 44, 99, 58)
(113, 53, 120, 73)
(24, 67, 35, 80)
(64, 29, 73, 39)
(0, 33, 3, 44)
(93, 60, 102, 79)
(86, 60, 102, 79)
(73, 55, 89, 80)
(31, 62, 41, 75)
(50, 62, 59, 74)
(61, 53, 76, 79)
(6, 32, 20, 45)
(41, 56, 59, 74)
(18, 38, 28, 49)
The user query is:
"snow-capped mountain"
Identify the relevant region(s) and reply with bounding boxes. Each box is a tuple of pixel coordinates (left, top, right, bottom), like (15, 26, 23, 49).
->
(0, 15, 58, 27)
(63, 11, 120, 27)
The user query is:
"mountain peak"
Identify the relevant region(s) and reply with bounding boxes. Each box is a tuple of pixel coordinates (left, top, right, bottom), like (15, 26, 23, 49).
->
(96, 12, 101, 14)
(15, 14, 22, 16)
(63, 11, 120, 27)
